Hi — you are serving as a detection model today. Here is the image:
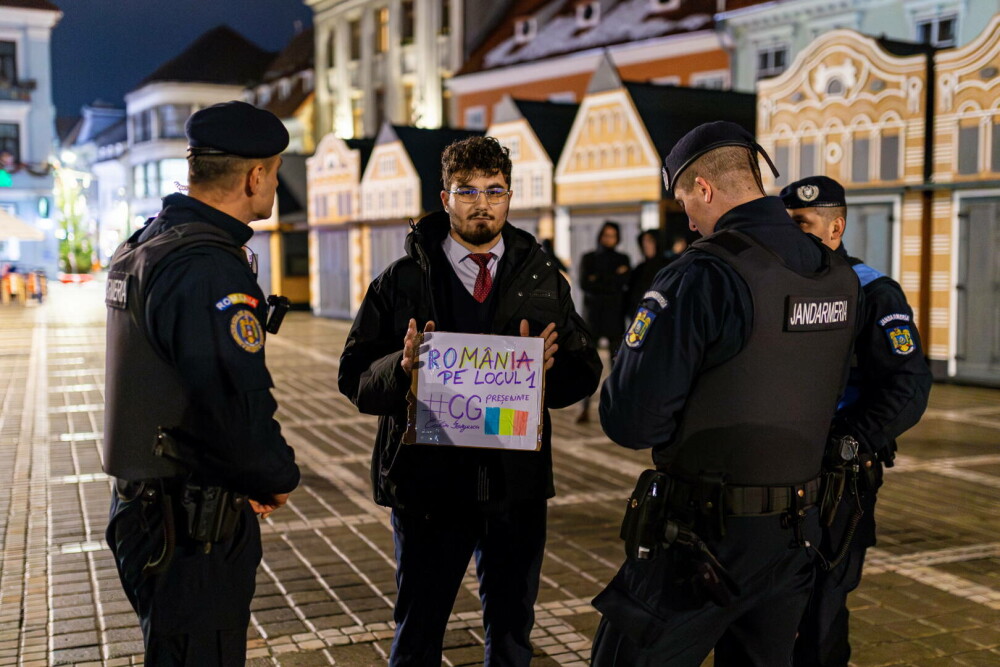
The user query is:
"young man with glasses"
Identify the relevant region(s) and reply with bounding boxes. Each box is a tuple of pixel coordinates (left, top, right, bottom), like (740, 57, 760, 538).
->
(339, 135, 601, 666)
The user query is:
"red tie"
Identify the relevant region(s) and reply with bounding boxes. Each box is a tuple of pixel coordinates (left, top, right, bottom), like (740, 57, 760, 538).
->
(469, 253, 494, 302)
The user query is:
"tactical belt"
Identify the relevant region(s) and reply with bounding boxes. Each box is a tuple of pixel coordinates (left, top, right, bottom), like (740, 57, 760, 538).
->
(664, 476, 822, 516)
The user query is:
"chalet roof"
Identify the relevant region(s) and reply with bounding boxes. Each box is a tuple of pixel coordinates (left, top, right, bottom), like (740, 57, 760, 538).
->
(511, 98, 578, 164)
(137, 25, 274, 90)
(346, 137, 375, 174)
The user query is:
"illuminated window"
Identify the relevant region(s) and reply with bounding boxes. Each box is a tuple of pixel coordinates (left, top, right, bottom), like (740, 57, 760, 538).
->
(376, 8, 390, 53)
(158, 158, 187, 195)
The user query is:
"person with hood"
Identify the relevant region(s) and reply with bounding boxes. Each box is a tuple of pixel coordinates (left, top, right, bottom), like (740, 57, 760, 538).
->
(576, 221, 631, 422)
(625, 230, 672, 316)
(338, 135, 601, 666)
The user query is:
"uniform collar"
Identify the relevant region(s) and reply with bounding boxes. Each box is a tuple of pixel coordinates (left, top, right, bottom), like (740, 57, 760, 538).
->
(160, 193, 253, 246)
(714, 196, 792, 234)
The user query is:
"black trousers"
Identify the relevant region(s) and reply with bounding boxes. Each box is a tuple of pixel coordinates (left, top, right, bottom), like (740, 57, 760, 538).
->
(792, 470, 881, 667)
(388, 500, 547, 667)
(106, 487, 262, 666)
(591, 510, 820, 667)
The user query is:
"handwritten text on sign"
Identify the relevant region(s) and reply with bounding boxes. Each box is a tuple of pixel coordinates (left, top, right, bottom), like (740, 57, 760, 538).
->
(406, 331, 544, 450)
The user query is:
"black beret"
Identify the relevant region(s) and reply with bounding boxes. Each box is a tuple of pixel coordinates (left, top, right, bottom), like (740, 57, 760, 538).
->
(780, 176, 846, 209)
(185, 101, 289, 158)
(661, 120, 778, 195)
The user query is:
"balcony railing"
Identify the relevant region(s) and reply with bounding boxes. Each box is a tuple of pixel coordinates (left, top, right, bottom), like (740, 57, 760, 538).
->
(0, 79, 35, 102)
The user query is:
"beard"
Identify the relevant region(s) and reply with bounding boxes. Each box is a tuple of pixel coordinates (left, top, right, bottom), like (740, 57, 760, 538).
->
(454, 215, 500, 247)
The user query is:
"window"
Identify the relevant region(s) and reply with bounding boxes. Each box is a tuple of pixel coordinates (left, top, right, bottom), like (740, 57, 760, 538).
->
(577, 1, 600, 28)
(464, 106, 486, 130)
(506, 136, 521, 160)
(159, 158, 187, 195)
(379, 154, 396, 176)
(826, 79, 845, 96)
(402, 0, 415, 44)
(283, 232, 309, 277)
(133, 163, 156, 198)
(917, 15, 957, 48)
(132, 109, 153, 144)
(800, 141, 816, 178)
(774, 144, 790, 188)
(376, 8, 390, 53)
(515, 18, 537, 44)
(0, 42, 15, 84)
(351, 97, 364, 138)
(374, 88, 386, 126)
(880, 134, 899, 181)
(349, 19, 362, 61)
(327, 30, 336, 68)
(852, 137, 870, 183)
(756, 44, 788, 80)
(0, 123, 19, 162)
(532, 173, 543, 199)
(157, 104, 191, 139)
(441, 0, 451, 35)
(692, 75, 727, 89)
(958, 125, 979, 175)
(992, 120, 1000, 172)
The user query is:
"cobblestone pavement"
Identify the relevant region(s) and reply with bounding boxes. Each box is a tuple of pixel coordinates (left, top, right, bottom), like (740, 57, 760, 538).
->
(1, 280, 999, 666)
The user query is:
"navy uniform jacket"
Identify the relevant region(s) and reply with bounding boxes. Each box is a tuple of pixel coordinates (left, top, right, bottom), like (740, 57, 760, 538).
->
(599, 196, 852, 453)
(137, 193, 299, 497)
(835, 245, 931, 464)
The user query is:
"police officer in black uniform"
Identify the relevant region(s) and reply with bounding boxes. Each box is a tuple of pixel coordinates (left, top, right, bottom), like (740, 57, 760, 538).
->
(103, 101, 300, 665)
(591, 122, 860, 666)
(780, 176, 932, 667)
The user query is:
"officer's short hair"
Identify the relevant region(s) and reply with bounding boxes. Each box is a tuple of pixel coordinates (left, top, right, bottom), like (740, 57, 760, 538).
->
(441, 136, 512, 189)
(673, 145, 763, 196)
(188, 154, 277, 189)
(814, 205, 847, 223)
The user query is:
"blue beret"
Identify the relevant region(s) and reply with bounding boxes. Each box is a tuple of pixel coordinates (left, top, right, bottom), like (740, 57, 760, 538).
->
(185, 101, 289, 158)
(780, 176, 846, 209)
(661, 121, 778, 195)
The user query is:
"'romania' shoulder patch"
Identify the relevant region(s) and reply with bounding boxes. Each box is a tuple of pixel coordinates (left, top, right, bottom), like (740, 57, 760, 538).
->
(625, 307, 656, 349)
(230, 310, 264, 353)
(216, 293, 259, 311)
(885, 325, 915, 355)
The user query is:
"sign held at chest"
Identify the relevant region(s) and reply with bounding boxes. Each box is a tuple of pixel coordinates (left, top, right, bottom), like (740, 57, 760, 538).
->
(405, 331, 544, 451)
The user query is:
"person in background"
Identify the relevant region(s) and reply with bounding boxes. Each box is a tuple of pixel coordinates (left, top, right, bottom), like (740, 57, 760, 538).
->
(576, 220, 630, 423)
(625, 230, 671, 317)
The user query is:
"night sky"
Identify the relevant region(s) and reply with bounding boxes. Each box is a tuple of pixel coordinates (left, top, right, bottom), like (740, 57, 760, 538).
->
(50, 0, 314, 118)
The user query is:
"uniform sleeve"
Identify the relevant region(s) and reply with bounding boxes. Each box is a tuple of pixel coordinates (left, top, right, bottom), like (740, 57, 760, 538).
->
(338, 274, 413, 416)
(598, 257, 750, 452)
(146, 250, 300, 498)
(838, 279, 932, 461)
(542, 270, 602, 409)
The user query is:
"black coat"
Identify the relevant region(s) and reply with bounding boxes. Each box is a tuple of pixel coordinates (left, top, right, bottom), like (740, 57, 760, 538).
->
(580, 247, 631, 339)
(339, 211, 602, 512)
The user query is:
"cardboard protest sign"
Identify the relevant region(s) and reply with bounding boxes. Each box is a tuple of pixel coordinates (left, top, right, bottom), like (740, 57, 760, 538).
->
(404, 331, 545, 450)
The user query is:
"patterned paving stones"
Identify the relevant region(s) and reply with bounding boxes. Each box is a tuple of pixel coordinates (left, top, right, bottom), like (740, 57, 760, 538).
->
(1, 280, 999, 665)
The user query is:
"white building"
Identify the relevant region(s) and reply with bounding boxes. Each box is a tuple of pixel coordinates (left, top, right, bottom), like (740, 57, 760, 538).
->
(0, 0, 60, 274)
(306, 0, 513, 138)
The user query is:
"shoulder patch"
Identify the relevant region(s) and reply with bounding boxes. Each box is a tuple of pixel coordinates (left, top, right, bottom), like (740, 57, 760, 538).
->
(216, 293, 260, 311)
(885, 324, 915, 355)
(625, 307, 657, 349)
(230, 310, 264, 353)
(642, 291, 669, 310)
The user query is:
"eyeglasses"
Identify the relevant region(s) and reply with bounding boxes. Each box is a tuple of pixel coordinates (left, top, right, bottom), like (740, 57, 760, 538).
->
(447, 187, 511, 204)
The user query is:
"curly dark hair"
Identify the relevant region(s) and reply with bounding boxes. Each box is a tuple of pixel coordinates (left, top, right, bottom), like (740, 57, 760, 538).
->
(441, 136, 512, 189)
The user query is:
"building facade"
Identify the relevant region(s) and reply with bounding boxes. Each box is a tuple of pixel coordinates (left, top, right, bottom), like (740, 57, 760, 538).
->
(307, 0, 514, 139)
(756, 16, 1000, 384)
(718, 0, 996, 93)
(0, 0, 60, 274)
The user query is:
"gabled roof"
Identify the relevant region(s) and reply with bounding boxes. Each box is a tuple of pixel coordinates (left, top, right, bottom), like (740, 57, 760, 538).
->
(93, 118, 127, 148)
(138, 25, 274, 89)
(376, 124, 485, 212)
(0, 0, 60, 10)
(621, 81, 756, 192)
(501, 98, 578, 164)
(263, 27, 314, 82)
(465, 0, 716, 74)
(346, 137, 375, 174)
